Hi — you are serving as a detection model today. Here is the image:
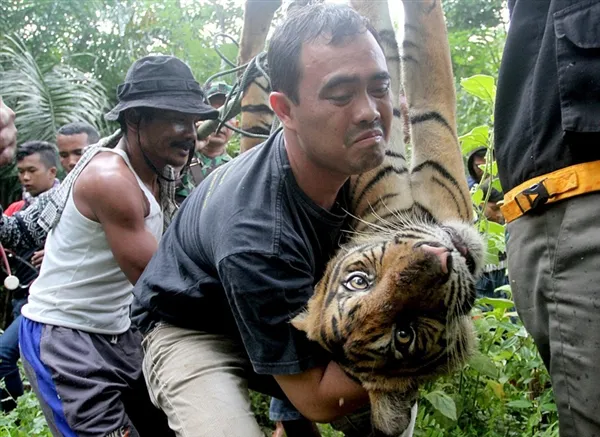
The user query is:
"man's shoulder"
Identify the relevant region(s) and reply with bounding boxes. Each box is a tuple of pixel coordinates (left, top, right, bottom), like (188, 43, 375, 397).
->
(78, 151, 138, 186)
(73, 151, 149, 217)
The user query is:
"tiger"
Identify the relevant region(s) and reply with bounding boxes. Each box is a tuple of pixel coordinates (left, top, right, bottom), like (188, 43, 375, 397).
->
(236, 0, 484, 435)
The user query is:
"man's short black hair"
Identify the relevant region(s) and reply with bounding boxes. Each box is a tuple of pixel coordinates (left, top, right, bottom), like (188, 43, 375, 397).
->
(16, 141, 59, 169)
(116, 107, 161, 135)
(467, 146, 489, 181)
(57, 122, 100, 145)
(268, 2, 381, 104)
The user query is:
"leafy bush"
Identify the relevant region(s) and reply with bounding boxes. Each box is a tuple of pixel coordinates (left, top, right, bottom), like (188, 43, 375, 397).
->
(409, 73, 558, 437)
(414, 299, 558, 437)
(0, 390, 51, 437)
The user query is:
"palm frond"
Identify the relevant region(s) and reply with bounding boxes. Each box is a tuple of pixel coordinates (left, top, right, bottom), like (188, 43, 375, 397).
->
(0, 34, 109, 144)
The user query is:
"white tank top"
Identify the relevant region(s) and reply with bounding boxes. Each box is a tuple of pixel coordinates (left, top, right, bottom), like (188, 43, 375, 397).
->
(22, 148, 163, 334)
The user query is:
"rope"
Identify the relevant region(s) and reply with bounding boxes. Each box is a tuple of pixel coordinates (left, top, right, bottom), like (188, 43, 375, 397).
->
(211, 33, 240, 69)
(197, 33, 272, 142)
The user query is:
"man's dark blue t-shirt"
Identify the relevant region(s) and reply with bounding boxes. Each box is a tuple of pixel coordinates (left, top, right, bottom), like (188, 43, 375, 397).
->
(131, 131, 349, 375)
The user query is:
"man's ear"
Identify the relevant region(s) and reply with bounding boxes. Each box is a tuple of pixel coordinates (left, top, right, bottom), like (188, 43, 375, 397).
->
(49, 166, 57, 177)
(270, 92, 296, 131)
(124, 109, 141, 132)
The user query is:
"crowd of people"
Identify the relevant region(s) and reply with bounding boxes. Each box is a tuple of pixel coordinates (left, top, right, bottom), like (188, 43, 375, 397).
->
(0, 1, 598, 437)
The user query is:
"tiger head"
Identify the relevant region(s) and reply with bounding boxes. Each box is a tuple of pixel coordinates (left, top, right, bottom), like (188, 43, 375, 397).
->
(292, 217, 484, 393)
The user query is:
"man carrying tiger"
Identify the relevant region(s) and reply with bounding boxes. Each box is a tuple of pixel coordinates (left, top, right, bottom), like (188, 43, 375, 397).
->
(132, 1, 483, 436)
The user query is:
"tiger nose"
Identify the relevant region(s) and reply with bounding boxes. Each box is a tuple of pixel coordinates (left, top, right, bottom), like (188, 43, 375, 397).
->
(419, 244, 451, 274)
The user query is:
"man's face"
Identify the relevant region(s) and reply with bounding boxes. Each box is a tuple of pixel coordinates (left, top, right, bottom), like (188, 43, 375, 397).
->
(484, 200, 505, 224)
(197, 94, 235, 151)
(286, 31, 393, 177)
(17, 153, 57, 196)
(139, 109, 199, 168)
(57, 133, 89, 173)
(472, 155, 486, 181)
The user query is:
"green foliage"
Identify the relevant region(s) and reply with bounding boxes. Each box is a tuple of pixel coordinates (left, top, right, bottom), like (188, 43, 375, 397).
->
(443, 0, 506, 31)
(409, 72, 558, 436)
(460, 75, 496, 105)
(0, 0, 244, 108)
(443, 0, 506, 133)
(458, 73, 505, 266)
(0, 35, 110, 143)
(414, 300, 558, 437)
(249, 390, 273, 434)
(0, 391, 52, 437)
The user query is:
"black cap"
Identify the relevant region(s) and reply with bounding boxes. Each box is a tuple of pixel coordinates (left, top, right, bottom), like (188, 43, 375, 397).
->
(105, 55, 219, 121)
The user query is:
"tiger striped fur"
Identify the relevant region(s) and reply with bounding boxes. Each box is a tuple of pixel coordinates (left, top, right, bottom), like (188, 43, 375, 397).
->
(238, 1, 484, 435)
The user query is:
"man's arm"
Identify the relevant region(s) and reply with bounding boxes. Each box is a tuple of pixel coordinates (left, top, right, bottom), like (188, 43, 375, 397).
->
(219, 251, 369, 423)
(0, 189, 54, 252)
(75, 153, 158, 284)
(275, 361, 369, 423)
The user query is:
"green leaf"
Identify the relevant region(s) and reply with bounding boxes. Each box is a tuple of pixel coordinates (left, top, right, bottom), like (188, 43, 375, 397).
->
(0, 35, 109, 142)
(460, 125, 490, 156)
(489, 160, 499, 177)
(471, 187, 484, 206)
(507, 399, 533, 409)
(491, 178, 504, 193)
(495, 284, 512, 294)
(486, 221, 505, 238)
(515, 325, 529, 338)
(460, 74, 496, 104)
(469, 353, 498, 378)
(424, 391, 457, 421)
(477, 297, 514, 310)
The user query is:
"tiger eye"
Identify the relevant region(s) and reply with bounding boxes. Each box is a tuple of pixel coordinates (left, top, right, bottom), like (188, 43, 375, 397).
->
(349, 276, 368, 289)
(396, 329, 412, 344)
(343, 273, 371, 291)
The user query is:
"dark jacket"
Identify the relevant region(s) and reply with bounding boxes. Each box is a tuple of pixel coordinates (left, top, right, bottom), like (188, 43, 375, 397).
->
(494, 0, 600, 192)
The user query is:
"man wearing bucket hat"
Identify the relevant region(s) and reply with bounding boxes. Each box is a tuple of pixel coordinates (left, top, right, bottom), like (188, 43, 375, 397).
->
(0, 55, 217, 437)
(176, 81, 236, 202)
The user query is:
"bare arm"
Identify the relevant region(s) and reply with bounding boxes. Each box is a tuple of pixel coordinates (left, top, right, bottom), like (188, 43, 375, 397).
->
(74, 153, 158, 285)
(274, 361, 369, 423)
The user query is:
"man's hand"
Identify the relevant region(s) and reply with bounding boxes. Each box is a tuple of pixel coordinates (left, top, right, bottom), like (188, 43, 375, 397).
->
(0, 98, 17, 167)
(31, 250, 45, 269)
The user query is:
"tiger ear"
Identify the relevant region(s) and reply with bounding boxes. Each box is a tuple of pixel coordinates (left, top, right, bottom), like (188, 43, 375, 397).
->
(291, 311, 309, 333)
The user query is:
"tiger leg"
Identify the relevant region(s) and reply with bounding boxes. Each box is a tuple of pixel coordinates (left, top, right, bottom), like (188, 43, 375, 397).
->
(403, 0, 472, 223)
(347, 0, 412, 232)
(237, 0, 281, 152)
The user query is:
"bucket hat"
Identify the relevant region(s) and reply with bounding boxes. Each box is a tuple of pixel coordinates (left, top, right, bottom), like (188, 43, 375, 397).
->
(105, 55, 219, 121)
